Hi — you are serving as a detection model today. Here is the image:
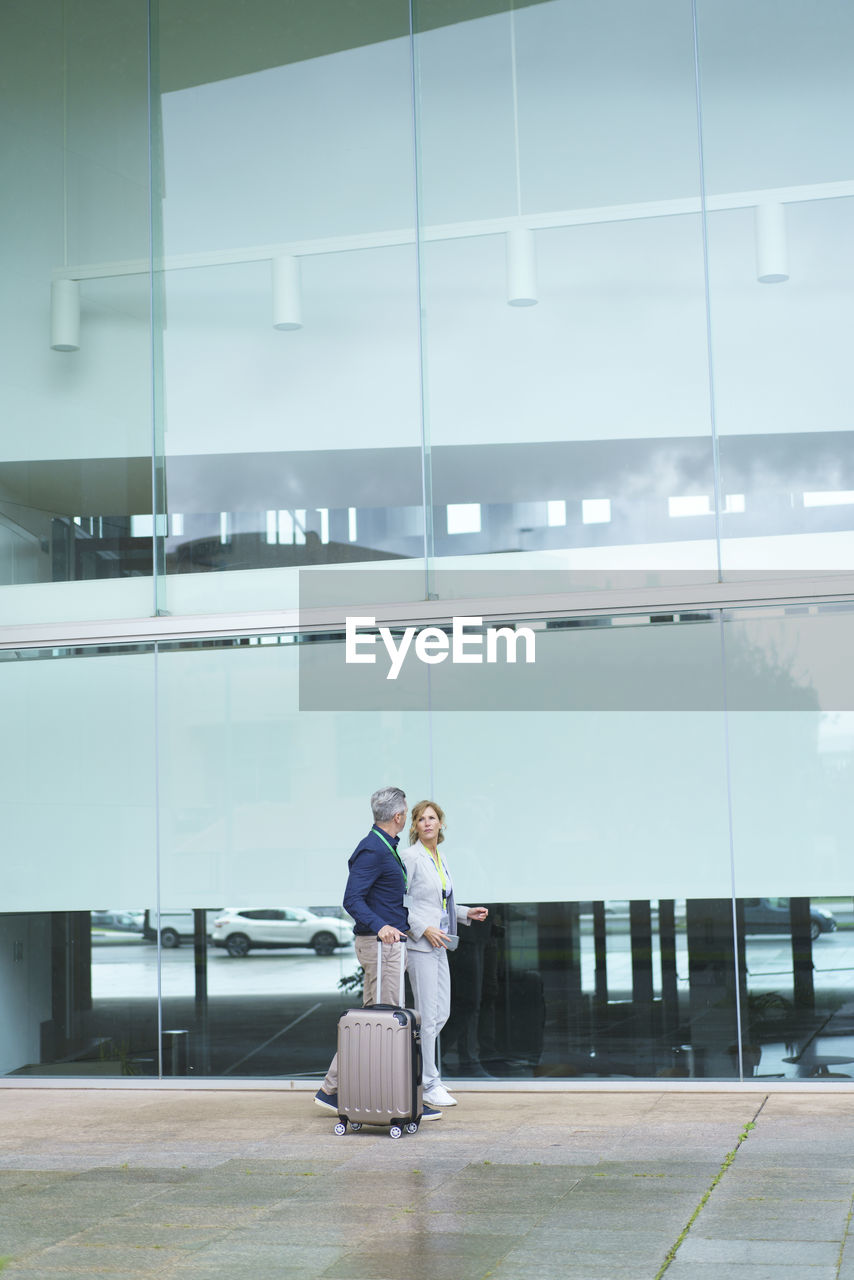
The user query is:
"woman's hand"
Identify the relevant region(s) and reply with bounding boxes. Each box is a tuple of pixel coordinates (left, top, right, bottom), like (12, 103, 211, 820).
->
(423, 925, 451, 948)
(467, 907, 488, 922)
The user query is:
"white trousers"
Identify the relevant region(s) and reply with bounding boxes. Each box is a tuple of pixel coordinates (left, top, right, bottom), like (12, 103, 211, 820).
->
(407, 945, 451, 1093)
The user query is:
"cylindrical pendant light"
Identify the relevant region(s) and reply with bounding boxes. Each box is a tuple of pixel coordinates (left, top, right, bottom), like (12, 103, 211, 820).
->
(272, 255, 302, 330)
(50, 278, 80, 351)
(755, 203, 789, 284)
(506, 227, 537, 306)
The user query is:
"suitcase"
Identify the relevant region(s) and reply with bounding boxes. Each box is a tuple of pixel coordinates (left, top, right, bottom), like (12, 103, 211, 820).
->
(334, 939, 423, 1138)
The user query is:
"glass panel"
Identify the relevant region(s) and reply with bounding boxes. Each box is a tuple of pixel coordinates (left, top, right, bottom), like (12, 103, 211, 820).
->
(441, 897, 741, 1081)
(0, 645, 158, 1077)
(723, 602, 854, 893)
(153, 3, 426, 618)
(725, 603, 854, 1079)
(8, 604, 854, 1083)
(696, 0, 854, 573)
(413, 0, 718, 597)
(737, 895, 854, 1081)
(0, 2, 154, 624)
(155, 636, 431, 1076)
(427, 610, 739, 1080)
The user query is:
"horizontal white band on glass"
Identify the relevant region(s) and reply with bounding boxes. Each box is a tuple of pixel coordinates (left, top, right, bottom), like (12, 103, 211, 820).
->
(1, 572, 854, 650)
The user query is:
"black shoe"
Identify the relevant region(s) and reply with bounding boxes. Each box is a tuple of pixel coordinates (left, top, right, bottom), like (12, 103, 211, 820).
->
(421, 1105, 442, 1121)
(314, 1088, 338, 1112)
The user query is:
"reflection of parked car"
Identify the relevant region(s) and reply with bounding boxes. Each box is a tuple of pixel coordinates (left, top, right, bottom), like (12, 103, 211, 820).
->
(743, 897, 837, 941)
(142, 910, 217, 949)
(91, 910, 144, 932)
(212, 908, 354, 957)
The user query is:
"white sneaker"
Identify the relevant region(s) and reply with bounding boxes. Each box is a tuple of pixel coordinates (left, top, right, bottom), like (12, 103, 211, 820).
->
(424, 1084, 457, 1107)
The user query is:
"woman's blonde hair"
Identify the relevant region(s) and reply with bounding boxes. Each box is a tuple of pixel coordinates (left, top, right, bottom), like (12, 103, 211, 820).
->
(409, 799, 446, 846)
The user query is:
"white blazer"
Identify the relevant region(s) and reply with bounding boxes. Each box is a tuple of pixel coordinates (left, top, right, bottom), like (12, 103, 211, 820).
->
(403, 842, 471, 954)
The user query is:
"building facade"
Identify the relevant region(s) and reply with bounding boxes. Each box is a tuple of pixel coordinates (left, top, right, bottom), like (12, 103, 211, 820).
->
(2, 0, 854, 1086)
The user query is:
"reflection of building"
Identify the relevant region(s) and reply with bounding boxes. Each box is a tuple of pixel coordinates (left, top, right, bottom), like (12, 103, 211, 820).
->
(2, 1, 854, 1087)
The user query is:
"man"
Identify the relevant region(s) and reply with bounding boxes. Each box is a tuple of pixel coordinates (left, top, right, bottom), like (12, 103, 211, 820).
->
(314, 786, 442, 1120)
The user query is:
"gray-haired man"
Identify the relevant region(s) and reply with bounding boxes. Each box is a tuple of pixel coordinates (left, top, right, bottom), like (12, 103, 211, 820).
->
(314, 786, 442, 1120)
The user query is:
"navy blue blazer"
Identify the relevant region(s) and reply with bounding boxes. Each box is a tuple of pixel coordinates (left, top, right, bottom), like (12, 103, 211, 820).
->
(343, 826, 409, 937)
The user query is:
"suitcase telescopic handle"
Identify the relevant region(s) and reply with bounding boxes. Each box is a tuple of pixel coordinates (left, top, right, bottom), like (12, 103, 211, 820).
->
(376, 935, 405, 1007)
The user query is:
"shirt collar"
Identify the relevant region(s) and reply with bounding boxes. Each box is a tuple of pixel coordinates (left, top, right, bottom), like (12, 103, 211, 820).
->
(372, 824, 399, 849)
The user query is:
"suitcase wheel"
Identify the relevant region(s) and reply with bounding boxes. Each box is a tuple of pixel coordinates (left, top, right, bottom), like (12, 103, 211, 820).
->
(389, 1124, 403, 1139)
(350, 1122, 362, 1132)
(333, 1121, 347, 1136)
(404, 1121, 419, 1135)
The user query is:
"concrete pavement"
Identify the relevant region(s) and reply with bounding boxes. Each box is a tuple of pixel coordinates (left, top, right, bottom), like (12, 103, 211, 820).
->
(0, 1088, 853, 1279)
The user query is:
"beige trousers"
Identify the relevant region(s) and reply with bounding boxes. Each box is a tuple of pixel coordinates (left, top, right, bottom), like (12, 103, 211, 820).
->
(321, 937, 407, 1094)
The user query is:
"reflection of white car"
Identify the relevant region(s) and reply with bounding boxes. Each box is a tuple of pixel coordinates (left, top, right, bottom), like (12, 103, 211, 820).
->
(91, 910, 144, 932)
(212, 908, 353, 957)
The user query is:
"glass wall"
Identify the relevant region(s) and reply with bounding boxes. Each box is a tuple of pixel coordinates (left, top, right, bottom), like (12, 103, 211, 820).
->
(697, 0, 854, 573)
(1, 1, 853, 1088)
(0, 643, 158, 1076)
(3, 602, 854, 1083)
(0, 1, 154, 626)
(3, 1, 853, 625)
(414, 0, 717, 579)
(154, 2, 426, 617)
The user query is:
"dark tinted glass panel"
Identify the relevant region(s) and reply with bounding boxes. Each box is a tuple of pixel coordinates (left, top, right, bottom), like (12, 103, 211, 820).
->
(1, 911, 159, 1080)
(440, 900, 740, 1082)
(737, 896, 854, 1080)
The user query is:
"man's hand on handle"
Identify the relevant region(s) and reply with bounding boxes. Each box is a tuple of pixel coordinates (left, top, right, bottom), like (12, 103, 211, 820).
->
(377, 924, 406, 944)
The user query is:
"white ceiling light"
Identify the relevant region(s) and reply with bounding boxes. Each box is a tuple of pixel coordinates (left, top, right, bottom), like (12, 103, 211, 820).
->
(506, 227, 537, 307)
(272, 254, 303, 330)
(755, 203, 789, 284)
(51, 173, 849, 353)
(50, 278, 80, 351)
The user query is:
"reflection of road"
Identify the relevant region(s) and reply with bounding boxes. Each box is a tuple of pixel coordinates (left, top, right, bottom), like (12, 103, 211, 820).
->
(578, 926, 854, 999)
(91, 940, 357, 999)
(92, 932, 854, 1004)
(746, 931, 854, 997)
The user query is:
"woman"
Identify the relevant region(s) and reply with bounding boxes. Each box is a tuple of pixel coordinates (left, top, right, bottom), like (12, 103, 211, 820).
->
(404, 800, 488, 1108)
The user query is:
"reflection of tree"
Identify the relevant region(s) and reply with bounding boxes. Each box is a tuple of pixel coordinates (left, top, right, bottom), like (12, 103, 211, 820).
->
(723, 621, 820, 713)
(723, 620, 833, 896)
(338, 966, 363, 1000)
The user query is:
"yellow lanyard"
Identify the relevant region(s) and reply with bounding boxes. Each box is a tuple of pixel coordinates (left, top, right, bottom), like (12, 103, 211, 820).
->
(423, 843, 448, 910)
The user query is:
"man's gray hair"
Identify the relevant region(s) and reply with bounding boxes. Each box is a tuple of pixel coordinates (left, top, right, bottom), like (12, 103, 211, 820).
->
(371, 786, 406, 822)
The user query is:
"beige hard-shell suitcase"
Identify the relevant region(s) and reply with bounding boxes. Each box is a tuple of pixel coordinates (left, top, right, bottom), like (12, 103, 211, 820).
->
(335, 941, 423, 1138)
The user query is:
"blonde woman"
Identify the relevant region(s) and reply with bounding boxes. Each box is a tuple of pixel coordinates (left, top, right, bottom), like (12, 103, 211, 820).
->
(403, 800, 488, 1108)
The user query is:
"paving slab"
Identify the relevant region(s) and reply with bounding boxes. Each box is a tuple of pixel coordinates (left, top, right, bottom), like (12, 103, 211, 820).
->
(676, 1237, 841, 1264)
(0, 1088, 852, 1279)
(666, 1266, 839, 1280)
